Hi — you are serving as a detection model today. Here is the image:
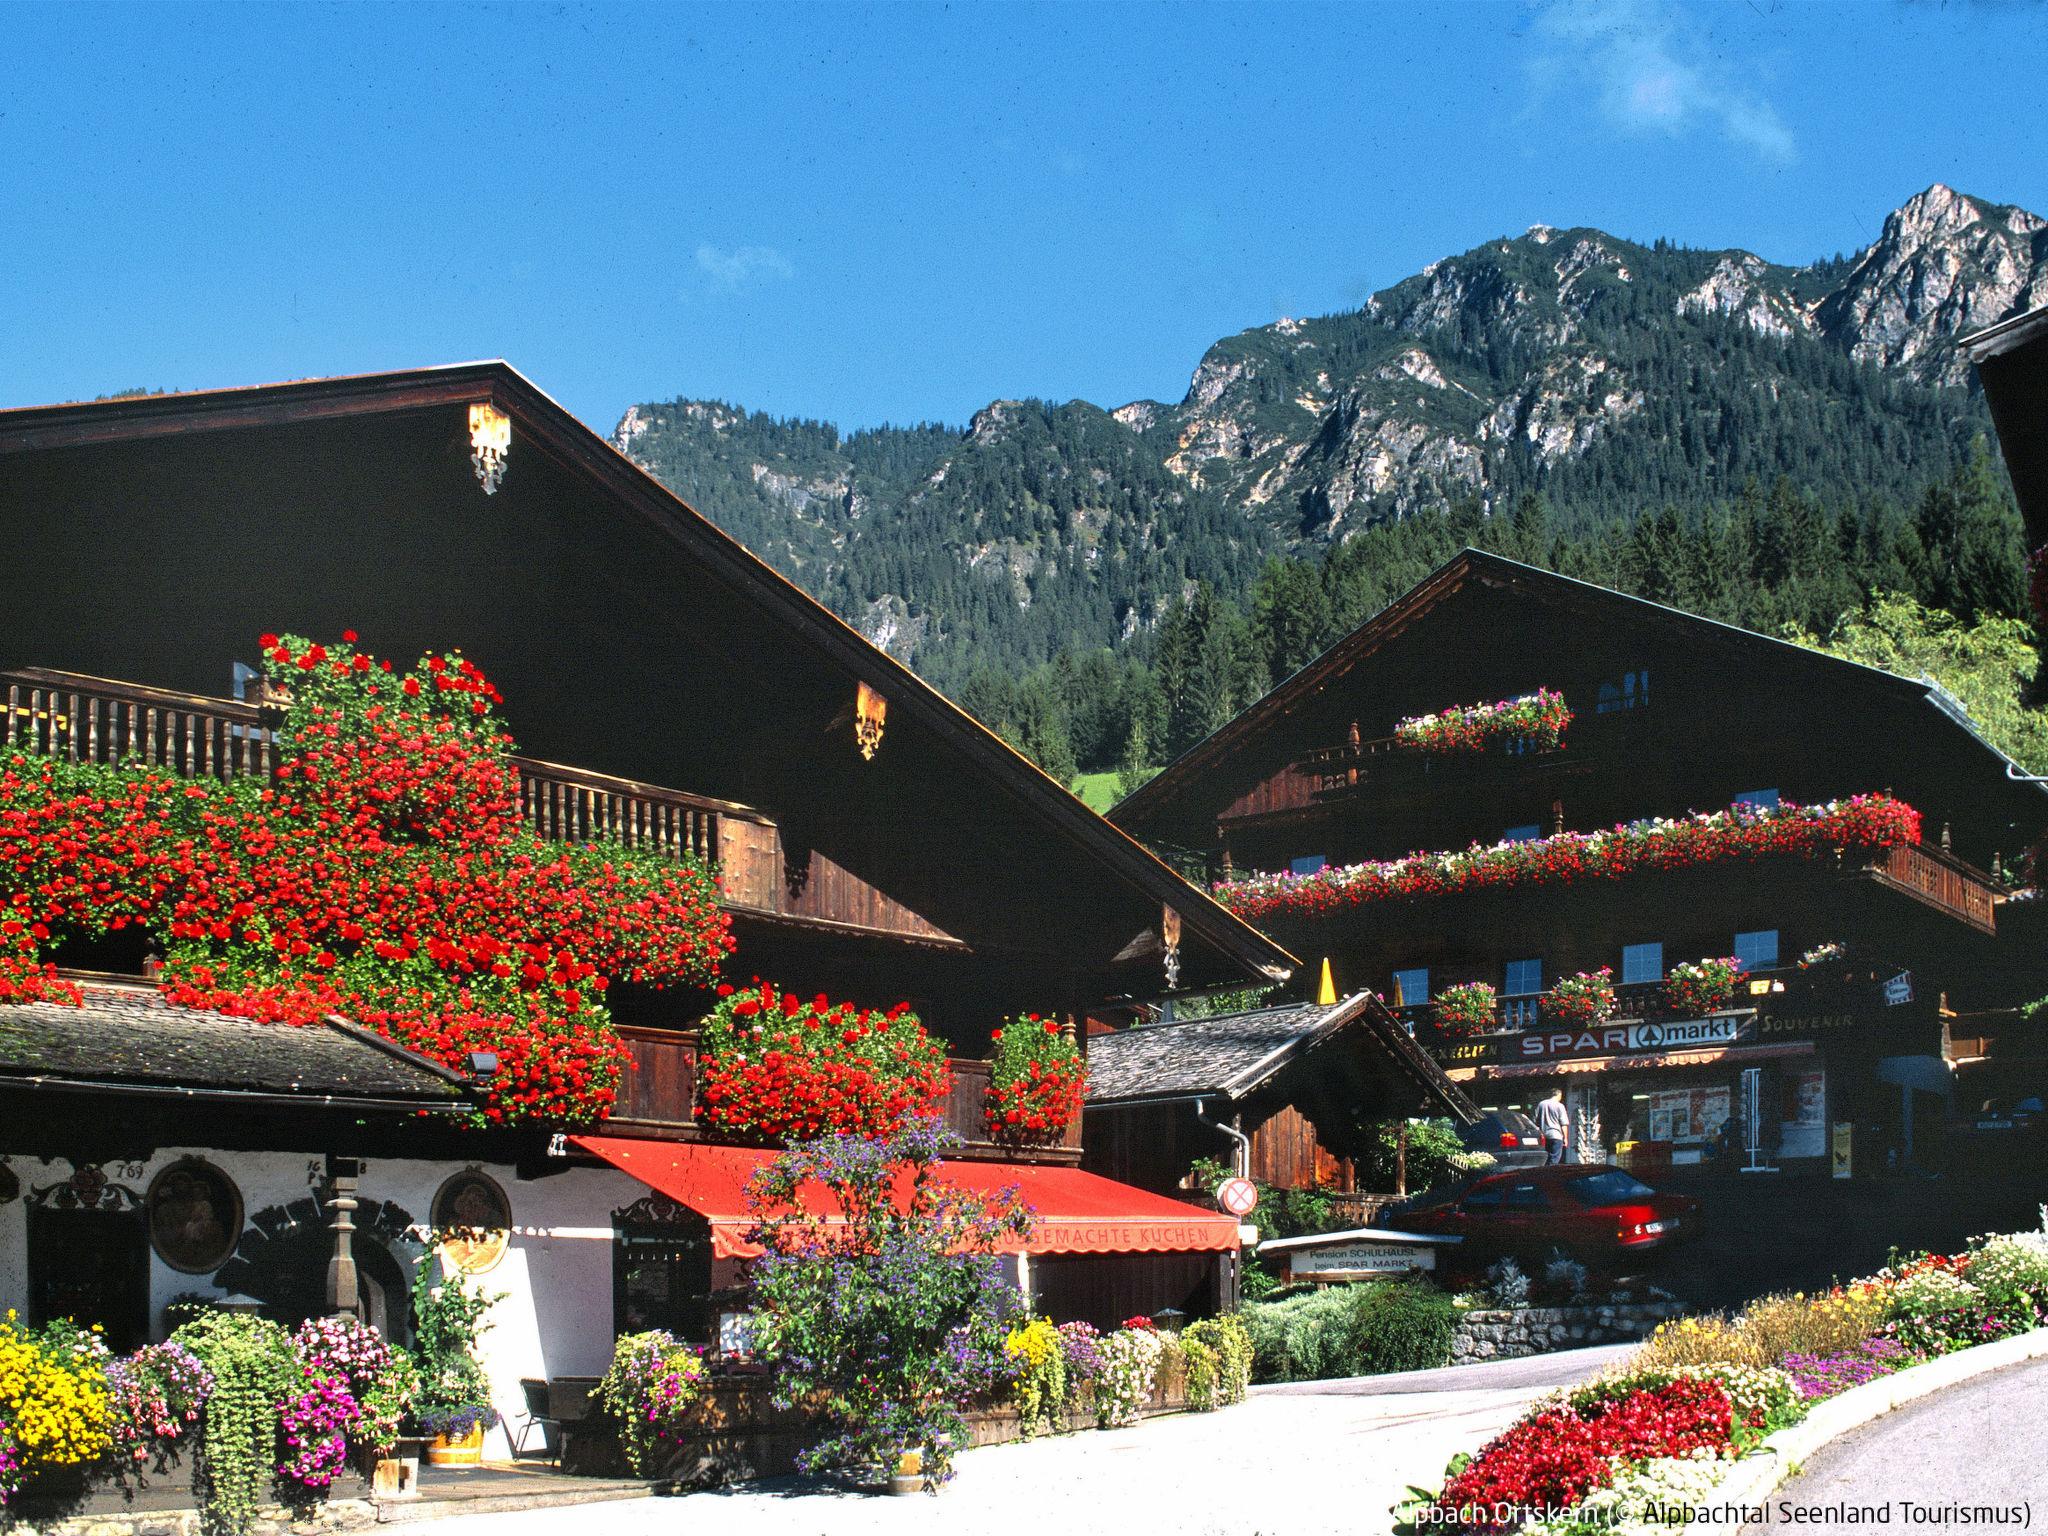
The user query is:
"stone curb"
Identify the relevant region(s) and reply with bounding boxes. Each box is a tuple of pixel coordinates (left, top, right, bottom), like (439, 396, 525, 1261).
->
(1692, 1329, 2048, 1536)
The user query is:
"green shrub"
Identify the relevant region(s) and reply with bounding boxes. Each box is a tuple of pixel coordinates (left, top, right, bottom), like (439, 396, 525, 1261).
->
(1184, 1317, 1253, 1406)
(1242, 1278, 1455, 1382)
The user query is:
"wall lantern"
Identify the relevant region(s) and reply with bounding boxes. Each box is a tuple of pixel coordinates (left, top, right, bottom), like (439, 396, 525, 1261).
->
(468, 402, 512, 495)
(854, 681, 887, 760)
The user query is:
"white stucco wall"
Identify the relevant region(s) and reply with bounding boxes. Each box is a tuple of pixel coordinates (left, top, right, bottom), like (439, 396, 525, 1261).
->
(0, 1145, 649, 1460)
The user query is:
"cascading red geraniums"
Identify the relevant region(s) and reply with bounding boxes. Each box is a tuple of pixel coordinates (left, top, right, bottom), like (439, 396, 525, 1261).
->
(1216, 795, 1923, 924)
(985, 1014, 1088, 1145)
(0, 631, 735, 1125)
(695, 980, 950, 1142)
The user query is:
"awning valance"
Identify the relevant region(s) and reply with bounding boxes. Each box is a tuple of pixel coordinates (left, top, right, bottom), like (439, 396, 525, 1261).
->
(572, 1135, 1240, 1259)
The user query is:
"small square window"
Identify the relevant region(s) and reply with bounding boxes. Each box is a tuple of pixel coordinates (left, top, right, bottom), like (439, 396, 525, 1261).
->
(1735, 789, 1780, 811)
(1734, 929, 1780, 972)
(1391, 968, 1430, 1006)
(1621, 942, 1664, 985)
(1289, 854, 1328, 876)
(1503, 824, 1542, 844)
(1503, 958, 1542, 996)
(1596, 669, 1651, 715)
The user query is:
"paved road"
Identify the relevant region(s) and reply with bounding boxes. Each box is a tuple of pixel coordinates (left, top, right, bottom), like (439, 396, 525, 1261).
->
(1740, 1356, 2048, 1534)
(413, 1346, 1628, 1536)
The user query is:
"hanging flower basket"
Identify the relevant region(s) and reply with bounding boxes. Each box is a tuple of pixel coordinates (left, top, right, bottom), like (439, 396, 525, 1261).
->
(1394, 689, 1573, 755)
(1432, 982, 1499, 1038)
(1542, 968, 1616, 1027)
(1664, 957, 1746, 1017)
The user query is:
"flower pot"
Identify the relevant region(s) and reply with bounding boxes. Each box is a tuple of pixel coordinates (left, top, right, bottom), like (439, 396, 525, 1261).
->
(885, 1448, 926, 1496)
(425, 1424, 485, 1466)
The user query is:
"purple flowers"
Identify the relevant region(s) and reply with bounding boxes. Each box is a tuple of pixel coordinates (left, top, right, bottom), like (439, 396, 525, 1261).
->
(275, 1372, 360, 1491)
(1058, 1322, 1105, 1384)
(1781, 1337, 1913, 1400)
(0, 1418, 21, 1507)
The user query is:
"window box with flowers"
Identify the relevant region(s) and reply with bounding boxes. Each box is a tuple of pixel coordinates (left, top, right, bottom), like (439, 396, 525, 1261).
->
(1543, 968, 1617, 1028)
(985, 1014, 1087, 1145)
(1394, 689, 1573, 755)
(1431, 982, 1499, 1038)
(1665, 957, 1747, 1017)
(695, 981, 950, 1142)
(1215, 794, 1922, 923)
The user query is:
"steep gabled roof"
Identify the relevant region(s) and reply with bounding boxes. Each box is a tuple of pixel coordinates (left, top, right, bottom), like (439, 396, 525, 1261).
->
(1085, 990, 1477, 1120)
(1112, 547, 2048, 838)
(0, 363, 1296, 995)
(1965, 304, 2048, 551)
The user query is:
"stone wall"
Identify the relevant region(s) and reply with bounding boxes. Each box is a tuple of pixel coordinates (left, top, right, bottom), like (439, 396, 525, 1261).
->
(1450, 1300, 1683, 1365)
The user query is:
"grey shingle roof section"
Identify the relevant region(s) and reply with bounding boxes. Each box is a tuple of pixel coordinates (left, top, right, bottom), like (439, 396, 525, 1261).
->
(1087, 998, 1358, 1105)
(0, 984, 467, 1106)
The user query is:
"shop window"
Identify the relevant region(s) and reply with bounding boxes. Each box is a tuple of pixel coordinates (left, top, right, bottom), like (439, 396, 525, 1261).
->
(1503, 824, 1542, 844)
(1289, 854, 1328, 876)
(1503, 959, 1542, 1028)
(1735, 788, 1780, 811)
(1596, 669, 1651, 715)
(1391, 968, 1430, 1006)
(1621, 942, 1664, 985)
(614, 1194, 714, 1344)
(1733, 929, 1780, 972)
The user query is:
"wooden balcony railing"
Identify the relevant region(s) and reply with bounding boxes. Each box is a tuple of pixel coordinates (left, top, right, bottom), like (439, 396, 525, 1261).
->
(1395, 973, 1783, 1039)
(1864, 842, 2000, 935)
(608, 1026, 1083, 1162)
(0, 667, 957, 945)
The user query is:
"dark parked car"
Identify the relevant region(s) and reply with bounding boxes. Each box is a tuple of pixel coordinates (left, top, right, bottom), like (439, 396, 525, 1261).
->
(1384, 1165, 1701, 1268)
(1458, 1109, 1547, 1170)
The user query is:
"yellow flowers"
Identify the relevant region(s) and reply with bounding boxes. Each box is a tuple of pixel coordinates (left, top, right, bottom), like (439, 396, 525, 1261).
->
(1004, 1318, 1059, 1371)
(0, 1314, 113, 1469)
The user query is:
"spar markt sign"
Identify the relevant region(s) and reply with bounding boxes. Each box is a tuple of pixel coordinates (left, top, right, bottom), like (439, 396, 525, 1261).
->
(1509, 1014, 1752, 1063)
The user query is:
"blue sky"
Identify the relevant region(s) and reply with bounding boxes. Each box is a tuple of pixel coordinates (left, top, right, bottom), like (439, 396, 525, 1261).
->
(3, 0, 2043, 434)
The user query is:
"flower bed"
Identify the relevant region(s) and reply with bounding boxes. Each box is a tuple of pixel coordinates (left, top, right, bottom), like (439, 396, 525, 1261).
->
(1218, 794, 1921, 923)
(1399, 1215, 2048, 1533)
(0, 630, 734, 1124)
(985, 1014, 1087, 1144)
(695, 981, 949, 1141)
(1395, 690, 1573, 755)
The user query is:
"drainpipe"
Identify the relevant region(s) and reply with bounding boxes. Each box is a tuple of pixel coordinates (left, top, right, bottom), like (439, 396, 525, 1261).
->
(1193, 1097, 1251, 1181)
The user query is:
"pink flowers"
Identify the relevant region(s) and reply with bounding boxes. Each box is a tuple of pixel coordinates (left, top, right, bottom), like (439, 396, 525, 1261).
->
(1395, 689, 1573, 755)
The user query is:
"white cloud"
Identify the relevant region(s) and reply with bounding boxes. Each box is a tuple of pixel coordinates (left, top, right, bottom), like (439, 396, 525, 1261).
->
(1530, 0, 1796, 164)
(694, 243, 795, 290)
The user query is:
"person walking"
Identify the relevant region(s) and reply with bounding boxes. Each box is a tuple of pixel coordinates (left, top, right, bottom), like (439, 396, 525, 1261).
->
(1536, 1088, 1570, 1165)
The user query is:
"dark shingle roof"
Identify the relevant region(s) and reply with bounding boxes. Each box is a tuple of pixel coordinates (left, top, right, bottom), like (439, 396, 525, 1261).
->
(0, 984, 467, 1106)
(1086, 998, 1355, 1105)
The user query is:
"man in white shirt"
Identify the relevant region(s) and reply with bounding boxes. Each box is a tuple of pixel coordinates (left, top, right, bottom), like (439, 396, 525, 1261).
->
(1536, 1089, 1571, 1165)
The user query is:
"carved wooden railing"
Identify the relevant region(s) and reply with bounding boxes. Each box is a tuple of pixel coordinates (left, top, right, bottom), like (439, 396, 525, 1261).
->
(608, 1027, 1083, 1161)
(1865, 842, 2000, 935)
(0, 667, 956, 943)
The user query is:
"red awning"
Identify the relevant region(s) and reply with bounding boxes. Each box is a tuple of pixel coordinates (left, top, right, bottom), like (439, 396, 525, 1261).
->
(571, 1135, 1240, 1260)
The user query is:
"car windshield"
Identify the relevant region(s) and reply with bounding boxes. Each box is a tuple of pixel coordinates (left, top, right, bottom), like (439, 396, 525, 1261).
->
(1564, 1169, 1657, 1206)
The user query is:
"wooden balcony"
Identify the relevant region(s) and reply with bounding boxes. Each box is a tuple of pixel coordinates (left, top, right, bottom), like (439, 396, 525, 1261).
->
(1395, 974, 1785, 1040)
(0, 666, 957, 946)
(1221, 730, 1575, 825)
(1862, 841, 2000, 935)
(609, 1026, 1083, 1163)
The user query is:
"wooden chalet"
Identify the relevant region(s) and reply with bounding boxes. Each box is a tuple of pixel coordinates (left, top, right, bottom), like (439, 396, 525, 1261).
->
(1113, 550, 2048, 1179)
(1083, 991, 1476, 1204)
(0, 363, 1296, 1445)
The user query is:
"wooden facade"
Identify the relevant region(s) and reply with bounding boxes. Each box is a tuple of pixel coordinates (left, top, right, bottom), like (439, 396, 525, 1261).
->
(1115, 551, 2048, 1175)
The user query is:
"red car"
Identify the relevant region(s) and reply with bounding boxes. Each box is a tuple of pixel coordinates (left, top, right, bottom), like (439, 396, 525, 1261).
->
(1385, 1165, 1701, 1268)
